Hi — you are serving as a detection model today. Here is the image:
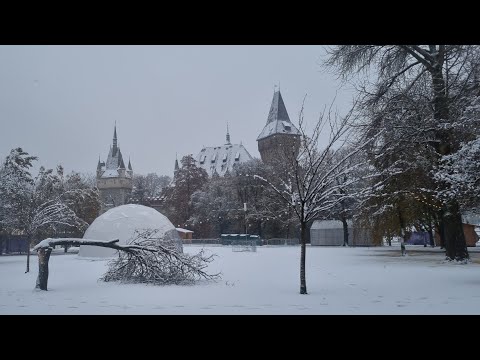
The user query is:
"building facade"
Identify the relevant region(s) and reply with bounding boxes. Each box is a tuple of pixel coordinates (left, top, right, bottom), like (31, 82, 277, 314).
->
(96, 125, 133, 213)
(195, 126, 253, 177)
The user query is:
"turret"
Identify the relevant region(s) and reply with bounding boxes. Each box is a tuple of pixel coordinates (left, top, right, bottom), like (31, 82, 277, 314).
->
(127, 157, 133, 177)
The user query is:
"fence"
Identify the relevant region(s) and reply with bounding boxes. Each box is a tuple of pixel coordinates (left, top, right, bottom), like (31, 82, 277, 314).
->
(0, 235, 29, 255)
(183, 237, 300, 246)
(232, 240, 257, 252)
(188, 239, 222, 245)
(263, 238, 299, 246)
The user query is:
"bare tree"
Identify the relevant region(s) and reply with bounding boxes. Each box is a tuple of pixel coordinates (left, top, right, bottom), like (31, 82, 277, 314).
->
(33, 229, 220, 291)
(254, 101, 377, 294)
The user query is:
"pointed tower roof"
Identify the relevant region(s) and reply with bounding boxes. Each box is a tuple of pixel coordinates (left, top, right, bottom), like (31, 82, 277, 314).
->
(257, 89, 300, 141)
(99, 123, 131, 178)
(97, 155, 102, 170)
(118, 152, 126, 169)
(112, 122, 118, 156)
(128, 157, 132, 171)
(266, 90, 291, 124)
(174, 157, 179, 172)
(225, 122, 231, 145)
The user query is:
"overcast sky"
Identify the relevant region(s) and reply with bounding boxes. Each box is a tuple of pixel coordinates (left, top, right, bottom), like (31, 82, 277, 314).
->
(0, 45, 355, 178)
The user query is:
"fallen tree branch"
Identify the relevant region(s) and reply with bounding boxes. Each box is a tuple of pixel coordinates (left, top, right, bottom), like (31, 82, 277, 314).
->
(33, 230, 221, 290)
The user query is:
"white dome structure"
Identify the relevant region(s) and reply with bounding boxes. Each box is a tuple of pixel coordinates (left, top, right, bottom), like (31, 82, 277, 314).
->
(78, 204, 183, 258)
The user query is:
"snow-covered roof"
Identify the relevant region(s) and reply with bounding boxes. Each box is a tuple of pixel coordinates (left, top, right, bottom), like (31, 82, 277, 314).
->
(196, 143, 253, 177)
(257, 90, 300, 141)
(257, 119, 300, 140)
(100, 169, 122, 178)
(176, 228, 194, 233)
(311, 220, 353, 230)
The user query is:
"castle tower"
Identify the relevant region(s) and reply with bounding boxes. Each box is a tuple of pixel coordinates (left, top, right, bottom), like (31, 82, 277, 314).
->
(96, 125, 133, 213)
(257, 89, 300, 164)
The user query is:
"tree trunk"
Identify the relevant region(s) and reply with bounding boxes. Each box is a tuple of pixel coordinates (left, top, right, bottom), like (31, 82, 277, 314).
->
(430, 63, 469, 262)
(438, 220, 445, 249)
(300, 221, 307, 294)
(397, 207, 407, 256)
(36, 247, 52, 290)
(427, 227, 435, 247)
(441, 201, 469, 261)
(341, 216, 349, 246)
(25, 236, 31, 273)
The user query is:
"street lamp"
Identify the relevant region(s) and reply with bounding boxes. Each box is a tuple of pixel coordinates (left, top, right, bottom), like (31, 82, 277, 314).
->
(244, 202, 247, 242)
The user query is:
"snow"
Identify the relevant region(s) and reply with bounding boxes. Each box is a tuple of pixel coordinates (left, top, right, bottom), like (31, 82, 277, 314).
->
(100, 169, 124, 178)
(195, 144, 253, 177)
(2, 245, 480, 314)
(256, 120, 300, 140)
(78, 204, 182, 258)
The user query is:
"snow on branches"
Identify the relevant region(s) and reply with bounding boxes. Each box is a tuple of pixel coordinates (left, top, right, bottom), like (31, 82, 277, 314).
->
(101, 229, 220, 285)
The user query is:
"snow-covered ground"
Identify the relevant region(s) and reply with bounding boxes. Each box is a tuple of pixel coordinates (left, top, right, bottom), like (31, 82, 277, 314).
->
(1, 245, 480, 314)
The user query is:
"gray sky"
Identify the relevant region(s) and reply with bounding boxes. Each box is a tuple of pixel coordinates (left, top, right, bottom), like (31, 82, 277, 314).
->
(0, 45, 355, 178)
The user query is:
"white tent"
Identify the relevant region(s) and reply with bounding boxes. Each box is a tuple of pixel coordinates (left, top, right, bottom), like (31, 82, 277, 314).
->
(310, 220, 373, 246)
(310, 220, 351, 246)
(78, 204, 183, 258)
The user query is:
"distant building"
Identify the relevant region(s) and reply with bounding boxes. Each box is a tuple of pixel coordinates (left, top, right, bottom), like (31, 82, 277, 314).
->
(257, 90, 301, 164)
(129, 195, 164, 212)
(96, 125, 133, 213)
(427, 213, 479, 247)
(195, 126, 253, 176)
(176, 227, 194, 243)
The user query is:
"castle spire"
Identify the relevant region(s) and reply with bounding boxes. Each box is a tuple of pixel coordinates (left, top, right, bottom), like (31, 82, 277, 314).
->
(225, 122, 231, 145)
(266, 88, 290, 124)
(128, 157, 132, 171)
(113, 122, 118, 155)
(174, 154, 179, 172)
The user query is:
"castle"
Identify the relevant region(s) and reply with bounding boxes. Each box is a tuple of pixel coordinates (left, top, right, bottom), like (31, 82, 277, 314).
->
(96, 125, 133, 213)
(193, 89, 300, 176)
(96, 88, 300, 212)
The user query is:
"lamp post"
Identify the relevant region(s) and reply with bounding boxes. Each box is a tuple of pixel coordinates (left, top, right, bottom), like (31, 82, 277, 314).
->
(244, 202, 247, 242)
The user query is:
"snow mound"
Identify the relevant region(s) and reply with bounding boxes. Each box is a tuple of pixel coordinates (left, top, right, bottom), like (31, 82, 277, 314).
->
(78, 204, 183, 258)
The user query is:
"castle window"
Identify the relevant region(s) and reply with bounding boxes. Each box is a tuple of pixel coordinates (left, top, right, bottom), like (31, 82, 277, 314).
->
(222, 153, 227, 162)
(211, 153, 216, 163)
(200, 155, 206, 164)
(235, 152, 240, 161)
